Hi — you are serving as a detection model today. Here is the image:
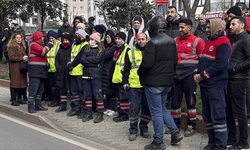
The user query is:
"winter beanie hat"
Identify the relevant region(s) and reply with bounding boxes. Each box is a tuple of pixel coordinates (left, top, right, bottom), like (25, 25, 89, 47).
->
(62, 34, 73, 43)
(94, 24, 107, 34)
(133, 16, 142, 24)
(115, 32, 126, 41)
(227, 6, 242, 16)
(47, 30, 58, 39)
(76, 23, 85, 29)
(90, 32, 101, 43)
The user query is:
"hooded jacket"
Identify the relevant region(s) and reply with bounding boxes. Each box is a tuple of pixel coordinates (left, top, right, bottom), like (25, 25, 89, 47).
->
(197, 19, 232, 88)
(28, 31, 49, 78)
(138, 15, 178, 87)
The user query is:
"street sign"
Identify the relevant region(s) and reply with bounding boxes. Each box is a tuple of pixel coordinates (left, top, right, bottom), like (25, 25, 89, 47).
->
(155, 0, 169, 5)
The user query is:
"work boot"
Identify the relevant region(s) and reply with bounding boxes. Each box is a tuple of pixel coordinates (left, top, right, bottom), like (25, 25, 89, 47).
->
(144, 141, 166, 150)
(113, 115, 129, 122)
(28, 100, 36, 113)
(48, 101, 59, 107)
(17, 99, 27, 105)
(55, 102, 67, 112)
(11, 101, 20, 106)
(35, 97, 48, 111)
(184, 127, 195, 137)
(67, 109, 78, 116)
(93, 112, 103, 123)
(82, 113, 93, 122)
(128, 133, 137, 141)
(171, 131, 183, 145)
(203, 145, 214, 150)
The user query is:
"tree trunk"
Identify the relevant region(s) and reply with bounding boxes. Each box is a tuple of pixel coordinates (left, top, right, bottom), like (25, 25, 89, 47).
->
(202, 0, 210, 14)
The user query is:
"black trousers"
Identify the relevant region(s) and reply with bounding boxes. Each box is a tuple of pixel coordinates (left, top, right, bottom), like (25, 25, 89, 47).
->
(227, 79, 248, 145)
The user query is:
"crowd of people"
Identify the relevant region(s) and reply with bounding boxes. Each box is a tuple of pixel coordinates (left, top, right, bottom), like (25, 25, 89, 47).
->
(1, 2, 250, 150)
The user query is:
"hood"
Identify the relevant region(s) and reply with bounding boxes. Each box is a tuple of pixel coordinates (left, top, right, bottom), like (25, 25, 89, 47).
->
(147, 15, 167, 38)
(128, 16, 146, 49)
(208, 18, 225, 37)
(32, 31, 43, 44)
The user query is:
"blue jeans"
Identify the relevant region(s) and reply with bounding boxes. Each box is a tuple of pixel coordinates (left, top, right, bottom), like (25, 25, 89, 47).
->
(145, 86, 179, 144)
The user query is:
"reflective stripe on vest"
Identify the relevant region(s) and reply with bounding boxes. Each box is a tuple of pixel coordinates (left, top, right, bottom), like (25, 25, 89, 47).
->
(175, 37, 200, 64)
(112, 44, 129, 84)
(47, 41, 61, 72)
(70, 41, 88, 76)
(128, 47, 142, 88)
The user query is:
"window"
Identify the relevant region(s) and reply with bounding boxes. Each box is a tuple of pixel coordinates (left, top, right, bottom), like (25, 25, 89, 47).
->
(80, 6, 84, 10)
(80, 0, 83, 1)
(198, 0, 205, 6)
(73, 0, 76, 2)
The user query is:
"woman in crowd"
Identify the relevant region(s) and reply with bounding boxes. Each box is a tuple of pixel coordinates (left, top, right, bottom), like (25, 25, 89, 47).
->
(7, 32, 28, 106)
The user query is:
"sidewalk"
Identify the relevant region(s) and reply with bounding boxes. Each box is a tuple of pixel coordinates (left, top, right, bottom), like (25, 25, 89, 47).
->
(0, 85, 208, 150)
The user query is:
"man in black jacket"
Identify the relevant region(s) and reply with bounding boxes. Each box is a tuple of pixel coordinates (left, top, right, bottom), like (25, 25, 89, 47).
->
(166, 6, 182, 38)
(227, 16, 250, 149)
(138, 15, 183, 150)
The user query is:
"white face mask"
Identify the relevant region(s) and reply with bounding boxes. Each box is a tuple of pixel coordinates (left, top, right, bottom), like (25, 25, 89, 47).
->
(89, 40, 98, 47)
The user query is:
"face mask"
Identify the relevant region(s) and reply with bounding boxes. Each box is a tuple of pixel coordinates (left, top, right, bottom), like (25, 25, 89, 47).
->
(63, 43, 70, 48)
(89, 40, 98, 47)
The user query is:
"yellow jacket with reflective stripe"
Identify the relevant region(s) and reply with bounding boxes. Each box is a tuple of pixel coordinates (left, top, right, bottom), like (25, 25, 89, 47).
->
(70, 41, 88, 76)
(47, 40, 61, 72)
(127, 47, 143, 88)
(112, 44, 129, 84)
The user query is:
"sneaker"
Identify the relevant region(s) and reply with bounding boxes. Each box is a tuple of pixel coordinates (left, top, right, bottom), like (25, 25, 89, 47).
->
(184, 127, 195, 137)
(113, 115, 129, 122)
(203, 145, 214, 150)
(140, 131, 151, 139)
(82, 113, 93, 122)
(144, 141, 166, 150)
(67, 110, 78, 116)
(93, 113, 103, 123)
(128, 134, 137, 141)
(171, 131, 183, 145)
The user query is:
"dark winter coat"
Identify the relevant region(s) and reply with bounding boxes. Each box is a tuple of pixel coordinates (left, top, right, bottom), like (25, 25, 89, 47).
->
(101, 45, 116, 95)
(80, 46, 103, 80)
(138, 16, 178, 87)
(194, 24, 208, 42)
(58, 25, 74, 38)
(166, 15, 181, 38)
(228, 31, 250, 79)
(55, 44, 71, 89)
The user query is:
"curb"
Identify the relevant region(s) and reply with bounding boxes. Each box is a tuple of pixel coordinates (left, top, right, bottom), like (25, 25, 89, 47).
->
(0, 79, 206, 134)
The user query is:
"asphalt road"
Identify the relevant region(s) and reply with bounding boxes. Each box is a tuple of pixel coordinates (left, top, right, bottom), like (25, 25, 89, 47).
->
(0, 113, 113, 150)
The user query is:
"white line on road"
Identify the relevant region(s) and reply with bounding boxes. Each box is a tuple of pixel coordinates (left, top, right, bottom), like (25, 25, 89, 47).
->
(0, 113, 99, 150)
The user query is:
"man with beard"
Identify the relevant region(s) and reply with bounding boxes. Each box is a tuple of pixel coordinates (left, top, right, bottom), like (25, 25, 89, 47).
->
(194, 18, 231, 150)
(194, 15, 208, 42)
(166, 6, 182, 38)
(227, 16, 250, 149)
(171, 18, 205, 137)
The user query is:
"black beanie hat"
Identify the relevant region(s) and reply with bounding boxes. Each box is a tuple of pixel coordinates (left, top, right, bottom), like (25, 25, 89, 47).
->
(94, 24, 107, 34)
(47, 30, 58, 39)
(115, 32, 126, 41)
(61, 34, 73, 43)
(227, 6, 242, 16)
(133, 16, 142, 24)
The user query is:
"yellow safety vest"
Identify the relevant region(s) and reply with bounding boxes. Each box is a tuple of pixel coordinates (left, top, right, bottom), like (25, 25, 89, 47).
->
(112, 44, 129, 84)
(47, 40, 61, 73)
(127, 47, 143, 88)
(70, 41, 88, 76)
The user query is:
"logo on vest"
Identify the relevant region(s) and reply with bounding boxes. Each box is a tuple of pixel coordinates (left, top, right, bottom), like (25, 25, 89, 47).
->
(209, 46, 215, 51)
(187, 43, 192, 47)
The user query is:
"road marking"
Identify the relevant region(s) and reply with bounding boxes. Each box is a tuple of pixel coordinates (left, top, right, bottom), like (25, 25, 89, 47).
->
(0, 113, 99, 150)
